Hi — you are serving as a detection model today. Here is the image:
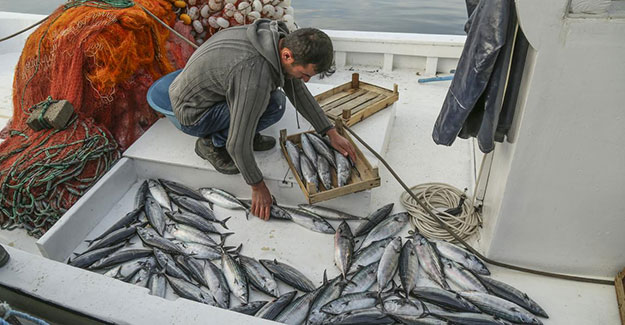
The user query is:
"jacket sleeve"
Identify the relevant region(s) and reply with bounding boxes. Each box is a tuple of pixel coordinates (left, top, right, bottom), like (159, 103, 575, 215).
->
(283, 79, 334, 135)
(225, 57, 275, 185)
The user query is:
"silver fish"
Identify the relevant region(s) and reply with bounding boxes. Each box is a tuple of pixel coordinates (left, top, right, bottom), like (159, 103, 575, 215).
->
(112, 257, 155, 282)
(88, 207, 143, 243)
(434, 311, 513, 324)
(306, 133, 336, 169)
(349, 237, 394, 272)
(147, 179, 171, 211)
(353, 203, 394, 237)
(129, 266, 151, 287)
(148, 272, 167, 298)
(230, 301, 267, 315)
(307, 275, 345, 325)
(321, 291, 380, 315)
(69, 242, 125, 268)
(300, 132, 318, 168)
(281, 206, 335, 234)
(260, 259, 316, 292)
(411, 286, 481, 313)
(274, 286, 323, 325)
(145, 196, 167, 236)
(300, 154, 319, 192)
(440, 257, 488, 293)
(222, 252, 248, 304)
(167, 210, 227, 234)
(169, 193, 229, 229)
(297, 204, 362, 220)
(381, 297, 426, 317)
(153, 248, 192, 282)
(82, 226, 137, 254)
(199, 187, 247, 211)
(203, 260, 230, 308)
(324, 307, 395, 324)
(335, 150, 351, 187)
(239, 255, 279, 297)
(399, 239, 420, 296)
(175, 242, 222, 260)
(343, 262, 379, 294)
(239, 200, 293, 220)
(377, 236, 402, 291)
(334, 221, 354, 279)
(317, 155, 333, 190)
(413, 232, 450, 290)
(136, 227, 184, 254)
(255, 290, 297, 320)
(167, 223, 220, 247)
(134, 180, 149, 210)
(359, 212, 410, 249)
(176, 255, 209, 287)
(430, 238, 490, 275)
(478, 275, 548, 318)
(285, 140, 303, 179)
(159, 178, 205, 202)
(89, 247, 153, 270)
(459, 291, 543, 325)
(165, 275, 216, 305)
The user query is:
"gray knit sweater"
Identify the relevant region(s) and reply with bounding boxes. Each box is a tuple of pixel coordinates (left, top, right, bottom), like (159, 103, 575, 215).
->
(169, 19, 333, 185)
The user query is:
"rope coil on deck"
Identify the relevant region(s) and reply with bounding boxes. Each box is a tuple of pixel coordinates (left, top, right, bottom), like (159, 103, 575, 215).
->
(401, 182, 481, 242)
(0, 302, 49, 325)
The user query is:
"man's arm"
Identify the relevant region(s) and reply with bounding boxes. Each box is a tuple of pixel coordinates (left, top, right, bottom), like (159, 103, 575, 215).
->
(225, 58, 276, 220)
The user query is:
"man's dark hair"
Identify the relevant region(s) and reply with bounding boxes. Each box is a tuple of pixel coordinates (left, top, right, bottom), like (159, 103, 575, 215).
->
(281, 28, 336, 78)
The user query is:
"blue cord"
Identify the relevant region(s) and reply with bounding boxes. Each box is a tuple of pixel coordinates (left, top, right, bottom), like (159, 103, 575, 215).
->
(1, 303, 49, 325)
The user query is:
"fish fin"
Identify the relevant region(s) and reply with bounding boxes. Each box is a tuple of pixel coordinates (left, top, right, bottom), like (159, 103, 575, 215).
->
(218, 217, 230, 230)
(322, 270, 328, 285)
(219, 232, 235, 246)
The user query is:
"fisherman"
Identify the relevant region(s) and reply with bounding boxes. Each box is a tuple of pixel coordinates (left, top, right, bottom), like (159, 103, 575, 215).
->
(169, 19, 357, 221)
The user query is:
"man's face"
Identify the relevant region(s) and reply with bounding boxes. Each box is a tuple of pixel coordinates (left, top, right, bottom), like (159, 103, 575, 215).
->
(283, 62, 317, 83)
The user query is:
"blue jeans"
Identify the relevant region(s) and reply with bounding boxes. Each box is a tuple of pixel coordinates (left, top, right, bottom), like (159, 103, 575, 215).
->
(180, 90, 286, 147)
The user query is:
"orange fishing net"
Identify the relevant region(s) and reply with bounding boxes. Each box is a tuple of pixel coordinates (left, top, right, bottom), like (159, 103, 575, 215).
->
(0, 0, 195, 234)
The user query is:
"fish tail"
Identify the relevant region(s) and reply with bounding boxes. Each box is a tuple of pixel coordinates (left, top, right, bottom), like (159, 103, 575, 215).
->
(219, 216, 232, 229)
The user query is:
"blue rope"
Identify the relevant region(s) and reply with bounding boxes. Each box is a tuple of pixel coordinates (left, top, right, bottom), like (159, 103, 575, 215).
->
(0, 302, 49, 325)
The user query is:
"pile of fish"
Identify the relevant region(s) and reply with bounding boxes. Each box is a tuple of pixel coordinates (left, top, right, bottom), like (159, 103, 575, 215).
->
(284, 132, 358, 193)
(68, 178, 548, 324)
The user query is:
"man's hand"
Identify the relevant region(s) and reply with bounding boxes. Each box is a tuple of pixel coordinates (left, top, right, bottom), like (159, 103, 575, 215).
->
(326, 128, 357, 162)
(251, 180, 272, 221)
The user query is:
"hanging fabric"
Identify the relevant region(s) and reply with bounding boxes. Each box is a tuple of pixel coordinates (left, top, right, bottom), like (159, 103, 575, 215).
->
(432, 0, 521, 153)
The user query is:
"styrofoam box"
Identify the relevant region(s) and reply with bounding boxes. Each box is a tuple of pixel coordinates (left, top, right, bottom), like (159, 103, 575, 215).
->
(36, 156, 386, 308)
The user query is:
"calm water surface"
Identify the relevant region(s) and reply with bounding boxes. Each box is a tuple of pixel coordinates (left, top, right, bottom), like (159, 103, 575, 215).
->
(0, 0, 468, 35)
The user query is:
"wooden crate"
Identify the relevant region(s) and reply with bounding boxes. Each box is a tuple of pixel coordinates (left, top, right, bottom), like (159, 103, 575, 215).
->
(279, 120, 381, 204)
(617, 267, 625, 324)
(314, 73, 399, 127)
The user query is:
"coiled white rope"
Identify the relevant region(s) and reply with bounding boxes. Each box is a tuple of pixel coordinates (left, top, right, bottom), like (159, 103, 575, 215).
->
(401, 182, 481, 242)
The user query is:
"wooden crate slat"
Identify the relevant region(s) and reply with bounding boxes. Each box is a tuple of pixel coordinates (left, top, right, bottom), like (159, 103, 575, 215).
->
(327, 91, 382, 117)
(322, 89, 369, 111)
(616, 268, 625, 325)
(346, 92, 399, 126)
(318, 88, 359, 107)
(314, 73, 399, 127)
(314, 81, 353, 102)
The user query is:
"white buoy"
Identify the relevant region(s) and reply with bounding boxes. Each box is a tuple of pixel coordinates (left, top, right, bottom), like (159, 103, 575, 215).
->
(225, 0, 237, 4)
(285, 6, 294, 16)
(247, 11, 261, 21)
(238, 2, 251, 15)
(200, 4, 210, 18)
(224, 3, 236, 17)
(273, 6, 284, 19)
(261, 4, 275, 17)
(188, 0, 197, 5)
(208, 16, 220, 28)
(234, 11, 245, 24)
(193, 19, 204, 33)
(252, 0, 262, 13)
(208, 0, 224, 12)
(187, 6, 199, 20)
(217, 16, 230, 28)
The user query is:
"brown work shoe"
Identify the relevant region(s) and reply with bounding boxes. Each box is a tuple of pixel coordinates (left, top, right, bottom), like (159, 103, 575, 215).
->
(253, 134, 276, 151)
(195, 138, 240, 175)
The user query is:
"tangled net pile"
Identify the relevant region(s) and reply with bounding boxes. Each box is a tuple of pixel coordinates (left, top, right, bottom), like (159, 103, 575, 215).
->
(0, 0, 195, 236)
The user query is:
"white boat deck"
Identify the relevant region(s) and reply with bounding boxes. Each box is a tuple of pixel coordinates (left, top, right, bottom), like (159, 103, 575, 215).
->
(0, 12, 620, 325)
